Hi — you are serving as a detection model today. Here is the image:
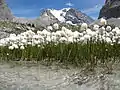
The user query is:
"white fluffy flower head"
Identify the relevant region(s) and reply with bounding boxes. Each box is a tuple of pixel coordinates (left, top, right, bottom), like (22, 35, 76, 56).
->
(53, 23, 59, 29)
(12, 44, 19, 49)
(100, 18, 107, 25)
(93, 24, 99, 31)
(37, 31, 41, 35)
(20, 45, 25, 50)
(106, 26, 112, 32)
(61, 26, 68, 31)
(47, 26, 53, 31)
(81, 23, 88, 30)
(9, 46, 14, 50)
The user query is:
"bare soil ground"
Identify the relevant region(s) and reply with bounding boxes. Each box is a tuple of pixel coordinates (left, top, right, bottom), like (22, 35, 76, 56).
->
(0, 61, 120, 90)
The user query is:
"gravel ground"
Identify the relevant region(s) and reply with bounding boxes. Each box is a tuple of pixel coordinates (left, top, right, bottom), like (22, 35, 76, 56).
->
(0, 61, 120, 90)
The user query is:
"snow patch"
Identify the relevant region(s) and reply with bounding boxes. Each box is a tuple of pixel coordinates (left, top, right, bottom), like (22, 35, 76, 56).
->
(49, 8, 70, 22)
(66, 21, 77, 25)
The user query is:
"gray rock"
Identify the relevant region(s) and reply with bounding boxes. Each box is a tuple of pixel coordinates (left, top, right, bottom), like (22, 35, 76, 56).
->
(65, 8, 94, 24)
(34, 9, 59, 27)
(0, 30, 9, 39)
(91, 18, 120, 28)
(99, 0, 120, 19)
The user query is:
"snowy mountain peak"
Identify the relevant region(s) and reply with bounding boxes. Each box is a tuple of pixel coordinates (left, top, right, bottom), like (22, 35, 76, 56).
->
(49, 8, 70, 22)
(38, 8, 94, 26)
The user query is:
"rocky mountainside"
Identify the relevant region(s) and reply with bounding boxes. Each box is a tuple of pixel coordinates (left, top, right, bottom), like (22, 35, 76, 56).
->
(36, 8, 94, 26)
(99, 0, 120, 19)
(34, 9, 59, 27)
(65, 8, 94, 24)
(0, 0, 13, 20)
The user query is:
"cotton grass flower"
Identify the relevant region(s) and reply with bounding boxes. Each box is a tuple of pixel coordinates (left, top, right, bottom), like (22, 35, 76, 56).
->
(99, 27, 105, 35)
(47, 26, 53, 31)
(55, 31, 62, 37)
(60, 30, 67, 37)
(59, 37, 67, 42)
(100, 18, 107, 25)
(20, 45, 25, 50)
(80, 37, 85, 41)
(37, 45, 41, 48)
(112, 28, 117, 34)
(12, 44, 19, 49)
(93, 24, 99, 31)
(37, 31, 41, 35)
(9, 34, 17, 42)
(0, 43, 3, 46)
(51, 36, 57, 42)
(27, 30, 35, 36)
(64, 29, 73, 37)
(73, 31, 80, 38)
(81, 23, 88, 30)
(27, 42, 32, 45)
(32, 40, 40, 45)
(86, 28, 97, 37)
(10, 34, 16, 37)
(105, 37, 112, 43)
(84, 34, 91, 40)
(33, 35, 40, 39)
(115, 27, 120, 36)
(53, 23, 59, 29)
(9, 46, 14, 50)
(21, 39, 27, 44)
(106, 26, 112, 32)
(46, 36, 51, 42)
(41, 29, 51, 36)
(0, 39, 8, 46)
(68, 37, 74, 43)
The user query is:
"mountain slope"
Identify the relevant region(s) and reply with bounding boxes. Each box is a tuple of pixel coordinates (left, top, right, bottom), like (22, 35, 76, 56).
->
(35, 8, 94, 26)
(0, 0, 13, 20)
(64, 8, 94, 24)
(34, 9, 58, 27)
(49, 8, 94, 24)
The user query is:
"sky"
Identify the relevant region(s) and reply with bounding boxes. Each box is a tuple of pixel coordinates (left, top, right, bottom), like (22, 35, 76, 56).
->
(6, 0, 105, 20)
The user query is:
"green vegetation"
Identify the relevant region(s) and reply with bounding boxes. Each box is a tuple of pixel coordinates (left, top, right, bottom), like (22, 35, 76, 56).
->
(0, 40, 119, 70)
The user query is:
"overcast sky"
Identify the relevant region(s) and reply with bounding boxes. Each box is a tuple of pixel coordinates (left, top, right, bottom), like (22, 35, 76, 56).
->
(6, 0, 105, 19)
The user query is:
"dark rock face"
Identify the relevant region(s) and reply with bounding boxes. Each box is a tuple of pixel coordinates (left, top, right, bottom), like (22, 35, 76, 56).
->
(0, 0, 13, 20)
(65, 8, 94, 24)
(99, 0, 120, 19)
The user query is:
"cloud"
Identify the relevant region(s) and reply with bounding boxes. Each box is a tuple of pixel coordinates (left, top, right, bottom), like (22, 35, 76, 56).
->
(82, 4, 102, 15)
(65, 2, 74, 7)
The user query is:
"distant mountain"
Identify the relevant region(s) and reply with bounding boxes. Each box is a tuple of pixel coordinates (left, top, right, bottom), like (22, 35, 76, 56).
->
(64, 8, 94, 24)
(0, 0, 13, 20)
(35, 8, 94, 26)
(0, 0, 94, 26)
